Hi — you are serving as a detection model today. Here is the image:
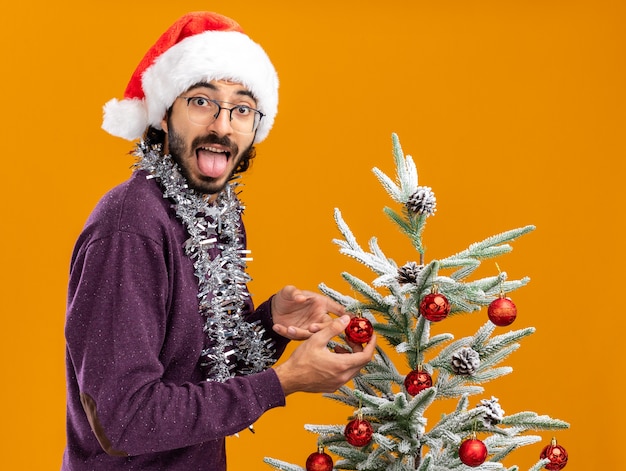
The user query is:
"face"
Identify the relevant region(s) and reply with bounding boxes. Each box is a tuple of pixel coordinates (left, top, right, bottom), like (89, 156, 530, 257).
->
(161, 80, 257, 195)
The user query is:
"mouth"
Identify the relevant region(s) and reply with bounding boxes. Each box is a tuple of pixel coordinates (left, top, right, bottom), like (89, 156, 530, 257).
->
(198, 145, 231, 159)
(196, 145, 232, 178)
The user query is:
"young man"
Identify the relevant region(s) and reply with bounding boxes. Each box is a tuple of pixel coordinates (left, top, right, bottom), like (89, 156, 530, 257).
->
(63, 11, 375, 470)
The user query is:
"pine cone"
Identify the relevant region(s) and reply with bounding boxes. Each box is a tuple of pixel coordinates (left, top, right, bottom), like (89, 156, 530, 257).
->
(396, 261, 424, 284)
(451, 347, 480, 375)
(478, 396, 505, 426)
(405, 186, 437, 216)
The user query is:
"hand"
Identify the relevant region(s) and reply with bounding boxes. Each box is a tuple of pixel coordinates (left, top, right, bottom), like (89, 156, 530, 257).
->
(271, 285, 346, 340)
(273, 315, 377, 395)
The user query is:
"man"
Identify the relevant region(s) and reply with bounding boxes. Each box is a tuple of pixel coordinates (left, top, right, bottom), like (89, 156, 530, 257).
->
(63, 11, 376, 470)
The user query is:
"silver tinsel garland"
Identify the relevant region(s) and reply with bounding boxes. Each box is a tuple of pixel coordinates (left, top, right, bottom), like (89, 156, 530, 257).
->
(134, 141, 276, 382)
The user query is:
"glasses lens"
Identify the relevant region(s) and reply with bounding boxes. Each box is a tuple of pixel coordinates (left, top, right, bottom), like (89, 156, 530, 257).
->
(185, 98, 261, 133)
(229, 105, 260, 133)
(186, 97, 217, 126)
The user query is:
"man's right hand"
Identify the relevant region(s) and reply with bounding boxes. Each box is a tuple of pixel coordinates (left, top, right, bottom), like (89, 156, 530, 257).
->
(273, 315, 376, 396)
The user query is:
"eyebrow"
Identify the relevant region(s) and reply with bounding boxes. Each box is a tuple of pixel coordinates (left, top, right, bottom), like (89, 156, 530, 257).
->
(188, 81, 258, 102)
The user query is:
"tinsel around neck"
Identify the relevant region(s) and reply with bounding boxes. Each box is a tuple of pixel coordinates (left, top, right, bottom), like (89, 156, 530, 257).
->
(134, 141, 275, 382)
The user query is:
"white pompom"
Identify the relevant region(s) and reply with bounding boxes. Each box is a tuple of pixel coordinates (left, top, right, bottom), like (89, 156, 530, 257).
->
(102, 98, 148, 141)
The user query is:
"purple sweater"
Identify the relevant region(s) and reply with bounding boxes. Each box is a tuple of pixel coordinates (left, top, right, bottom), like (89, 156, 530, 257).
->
(63, 170, 289, 470)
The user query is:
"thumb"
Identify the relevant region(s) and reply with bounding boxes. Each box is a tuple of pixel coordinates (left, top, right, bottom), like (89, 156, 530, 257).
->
(314, 315, 350, 344)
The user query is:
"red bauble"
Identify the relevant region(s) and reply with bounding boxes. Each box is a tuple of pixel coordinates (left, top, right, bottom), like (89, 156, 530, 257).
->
(459, 438, 488, 467)
(345, 316, 374, 344)
(404, 369, 433, 396)
(419, 293, 450, 322)
(488, 297, 517, 326)
(540, 439, 568, 470)
(344, 418, 374, 447)
(305, 449, 334, 471)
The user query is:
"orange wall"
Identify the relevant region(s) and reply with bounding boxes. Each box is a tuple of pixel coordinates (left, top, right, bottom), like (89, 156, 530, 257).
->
(1, 1, 623, 469)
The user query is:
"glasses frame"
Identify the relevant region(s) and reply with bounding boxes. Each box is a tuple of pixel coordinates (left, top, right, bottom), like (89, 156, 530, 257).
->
(178, 96, 264, 134)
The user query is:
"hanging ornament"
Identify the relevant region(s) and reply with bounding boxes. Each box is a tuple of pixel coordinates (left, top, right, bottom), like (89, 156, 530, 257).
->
(459, 436, 488, 467)
(305, 446, 334, 471)
(540, 438, 568, 470)
(419, 286, 450, 322)
(404, 366, 433, 396)
(344, 416, 374, 447)
(488, 264, 517, 327)
(344, 312, 374, 344)
(488, 296, 517, 327)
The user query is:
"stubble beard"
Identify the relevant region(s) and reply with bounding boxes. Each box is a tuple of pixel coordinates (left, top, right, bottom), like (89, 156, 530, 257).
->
(166, 125, 252, 196)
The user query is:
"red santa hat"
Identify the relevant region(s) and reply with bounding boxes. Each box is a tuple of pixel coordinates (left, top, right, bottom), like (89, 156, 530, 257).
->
(102, 11, 279, 143)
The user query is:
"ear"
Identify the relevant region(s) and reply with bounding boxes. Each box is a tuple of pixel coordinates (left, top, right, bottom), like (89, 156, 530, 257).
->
(160, 113, 169, 133)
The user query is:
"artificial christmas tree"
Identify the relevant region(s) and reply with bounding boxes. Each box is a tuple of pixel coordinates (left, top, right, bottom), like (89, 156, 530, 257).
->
(264, 133, 569, 470)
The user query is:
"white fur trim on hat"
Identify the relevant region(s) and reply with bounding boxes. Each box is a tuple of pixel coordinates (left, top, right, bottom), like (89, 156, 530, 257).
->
(102, 29, 278, 143)
(142, 30, 278, 143)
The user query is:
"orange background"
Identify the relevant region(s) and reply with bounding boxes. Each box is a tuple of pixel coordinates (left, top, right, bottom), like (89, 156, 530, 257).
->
(1, 1, 623, 469)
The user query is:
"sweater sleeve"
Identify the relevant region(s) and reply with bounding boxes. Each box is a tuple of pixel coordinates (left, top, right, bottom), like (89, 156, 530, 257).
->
(65, 229, 286, 457)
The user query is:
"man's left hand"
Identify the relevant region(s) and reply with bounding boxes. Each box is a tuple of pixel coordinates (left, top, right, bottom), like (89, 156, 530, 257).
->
(271, 285, 346, 340)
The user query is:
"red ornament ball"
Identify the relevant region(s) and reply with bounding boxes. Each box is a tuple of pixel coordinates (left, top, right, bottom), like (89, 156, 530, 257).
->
(459, 438, 488, 467)
(345, 316, 374, 344)
(488, 297, 517, 326)
(344, 418, 374, 447)
(419, 293, 450, 322)
(305, 449, 334, 471)
(540, 440, 568, 470)
(404, 369, 433, 396)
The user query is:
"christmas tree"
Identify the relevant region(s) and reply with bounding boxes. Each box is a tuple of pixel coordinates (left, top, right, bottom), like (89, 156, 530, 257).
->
(264, 133, 569, 471)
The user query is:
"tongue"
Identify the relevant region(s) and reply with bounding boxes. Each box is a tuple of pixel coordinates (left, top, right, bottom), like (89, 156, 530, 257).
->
(197, 149, 228, 178)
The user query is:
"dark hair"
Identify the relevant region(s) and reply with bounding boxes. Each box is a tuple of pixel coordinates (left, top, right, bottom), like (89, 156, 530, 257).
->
(142, 126, 256, 175)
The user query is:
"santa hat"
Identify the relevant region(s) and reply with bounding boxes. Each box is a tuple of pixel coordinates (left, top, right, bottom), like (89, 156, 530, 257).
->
(102, 11, 278, 143)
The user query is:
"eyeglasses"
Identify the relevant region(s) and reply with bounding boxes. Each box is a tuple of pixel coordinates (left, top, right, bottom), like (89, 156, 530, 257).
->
(178, 96, 264, 133)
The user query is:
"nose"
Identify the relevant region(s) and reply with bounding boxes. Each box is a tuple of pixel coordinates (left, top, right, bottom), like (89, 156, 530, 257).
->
(207, 107, 233, 134)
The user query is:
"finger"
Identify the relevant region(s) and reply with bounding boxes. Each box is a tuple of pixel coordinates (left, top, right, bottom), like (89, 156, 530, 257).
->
(346, 337, 364, 353)
(308, 323, 322, 333)
(307, 319, 333, 333)
(325, 299, 347, 316)
(360, 333, 377, 357)
(338, 332, 376, 356)
(345, 333, 377, 361)
(313, 315, 350, 344)
(344, 325, 374, 352)
(303, 292, 345, 316)
(281, 285, 301, 301)
(333, 345, 351, 354)
(272, 323, 313, 340)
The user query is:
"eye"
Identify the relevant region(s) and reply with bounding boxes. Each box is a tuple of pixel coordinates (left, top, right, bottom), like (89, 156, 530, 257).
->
(190, 97, 212, 107)
(233, 105, 252, 117)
